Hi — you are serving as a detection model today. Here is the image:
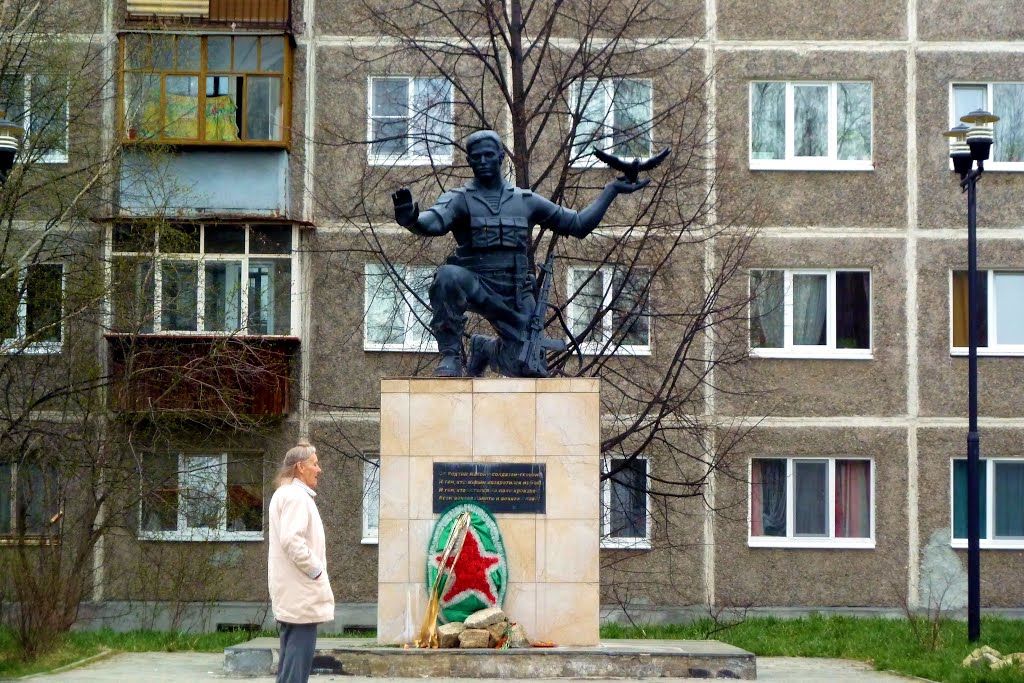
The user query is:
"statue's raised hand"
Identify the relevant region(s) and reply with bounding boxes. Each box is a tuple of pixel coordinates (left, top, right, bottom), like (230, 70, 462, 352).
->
(392, 187, 420, 228)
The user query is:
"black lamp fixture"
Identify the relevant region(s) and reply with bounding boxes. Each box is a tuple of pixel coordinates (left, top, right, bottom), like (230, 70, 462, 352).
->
(0, 116, 23, 184)
(942, 106, 999, 644)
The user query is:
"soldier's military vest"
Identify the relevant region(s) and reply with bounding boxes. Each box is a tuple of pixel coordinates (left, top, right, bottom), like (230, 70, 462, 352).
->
(456, 185, 533, 251)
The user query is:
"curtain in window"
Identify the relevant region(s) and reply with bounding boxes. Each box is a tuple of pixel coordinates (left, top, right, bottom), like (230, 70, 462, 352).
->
(993, 84, 1024, 163)
(952, 460, 987, 539)
(951, 271, 989, 347)
(751, 83, 784, 160)
(751, 459, 786, 536)
(835, 460, 870, 538)
(793, 274, 827, 345)
(750, 270, 783, 348)
(994, 462, 1024, 538)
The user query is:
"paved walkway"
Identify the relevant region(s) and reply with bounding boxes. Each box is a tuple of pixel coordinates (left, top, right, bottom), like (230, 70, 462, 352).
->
(14, 651, 926, 681)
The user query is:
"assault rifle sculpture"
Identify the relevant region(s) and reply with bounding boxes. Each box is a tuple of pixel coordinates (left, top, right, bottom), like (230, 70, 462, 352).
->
(392, 129, 669, 378)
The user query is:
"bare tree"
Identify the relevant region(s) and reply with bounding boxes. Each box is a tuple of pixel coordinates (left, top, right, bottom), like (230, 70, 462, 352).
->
(0, 3, 293, 656)
(306, 0, 759, 610)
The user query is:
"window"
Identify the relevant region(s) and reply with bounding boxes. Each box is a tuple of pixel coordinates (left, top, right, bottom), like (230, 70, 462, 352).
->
(749, 269, 871, 359)
(951, 270, 1024, 355)
(0, 459, 61, 542)
(567, 266, 651, 355)
(362, 456, 379, 544)
(110, 223, 295, 335)
(951, 459, 1024, 549)
(951, 83, 1024, 169)
(121, 34, 289, 144)
(367, 77, 453, 165)
(571, 79, 653, 164)
(750, 458, 874, 548)
(601, 456, 650, 549)
(0, 74, 70, 163)
(363, 263, 435, 352)
(749, 81, 872, 170)
(0, 263, 64, 353)
(140, 452, 263, 541)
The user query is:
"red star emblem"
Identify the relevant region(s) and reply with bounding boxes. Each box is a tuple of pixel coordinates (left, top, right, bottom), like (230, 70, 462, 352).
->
(434, 527, 501, 604)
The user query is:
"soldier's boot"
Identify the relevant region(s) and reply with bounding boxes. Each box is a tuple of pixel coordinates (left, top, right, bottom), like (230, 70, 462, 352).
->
(466, 334, 496, 377)
(434, 353, 465, 377)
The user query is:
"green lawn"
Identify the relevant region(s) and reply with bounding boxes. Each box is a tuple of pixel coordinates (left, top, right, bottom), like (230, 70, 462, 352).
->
(3, 617, 1024, 681)
(602, 616, 1024, 682)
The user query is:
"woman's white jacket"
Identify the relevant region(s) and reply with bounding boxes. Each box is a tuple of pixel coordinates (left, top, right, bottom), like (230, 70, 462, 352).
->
(268, 479, 335, 624)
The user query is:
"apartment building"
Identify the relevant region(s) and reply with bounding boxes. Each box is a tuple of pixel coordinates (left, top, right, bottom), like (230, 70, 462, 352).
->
(2, 0, 1023, 628)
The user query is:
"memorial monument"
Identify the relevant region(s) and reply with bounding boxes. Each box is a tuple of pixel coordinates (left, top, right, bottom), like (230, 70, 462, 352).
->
(378, 131, 668, 647)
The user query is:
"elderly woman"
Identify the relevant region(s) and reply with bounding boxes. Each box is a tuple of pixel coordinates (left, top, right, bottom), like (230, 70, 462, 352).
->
(268, 440, 334, 683)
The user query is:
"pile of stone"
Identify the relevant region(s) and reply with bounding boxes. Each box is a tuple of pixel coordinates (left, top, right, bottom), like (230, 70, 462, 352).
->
(962, 645, 1024, 670)
(436, 607, 530, 649)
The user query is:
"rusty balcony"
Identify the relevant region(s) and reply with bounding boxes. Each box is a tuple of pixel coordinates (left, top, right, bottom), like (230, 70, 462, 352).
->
(106, 333, 298, 417)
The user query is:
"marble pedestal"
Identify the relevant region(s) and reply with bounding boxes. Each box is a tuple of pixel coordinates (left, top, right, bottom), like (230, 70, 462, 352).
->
(377, 377, 600, 646)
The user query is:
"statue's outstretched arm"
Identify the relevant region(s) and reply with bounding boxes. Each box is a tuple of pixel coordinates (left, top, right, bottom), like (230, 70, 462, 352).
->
(535, 178, 649, 238)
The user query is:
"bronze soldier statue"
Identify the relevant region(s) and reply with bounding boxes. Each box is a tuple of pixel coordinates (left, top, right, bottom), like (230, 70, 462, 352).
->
(392, 129, 649, 377)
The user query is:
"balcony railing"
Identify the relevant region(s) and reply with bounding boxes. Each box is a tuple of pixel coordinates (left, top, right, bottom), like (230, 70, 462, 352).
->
(125, 0, 290, 28)
(107, 334, 298, 417)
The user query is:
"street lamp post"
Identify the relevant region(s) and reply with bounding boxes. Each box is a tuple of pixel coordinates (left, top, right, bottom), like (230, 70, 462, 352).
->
(943, 107, 999, 643)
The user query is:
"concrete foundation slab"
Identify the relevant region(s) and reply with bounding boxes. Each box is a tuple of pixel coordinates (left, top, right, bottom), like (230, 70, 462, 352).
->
(223, 637, 756, 679)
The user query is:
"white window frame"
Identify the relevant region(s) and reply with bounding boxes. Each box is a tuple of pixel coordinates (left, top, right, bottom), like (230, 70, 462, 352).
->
(362, 456, 379, 544)
(7, 73, 72, 164)
(366, 76, 454, 167)
(748, 457, 876, 549)
(601, 455, 651, 550)
(363, 263, 437, 353)
(110, 223, 300, 336)
(566, 266, 651, 356)
(748, 268, 873, 360)
(950, 458, 1024, 550)
(949, 82, 1024, 172)
(748, 81, 873, 172)
(0, 460, 62, 542)
(949, 269, 1024, 357)
(570, 78, 654, 168)
(0, 262, 65, 355)
(138, 452, 264, 542)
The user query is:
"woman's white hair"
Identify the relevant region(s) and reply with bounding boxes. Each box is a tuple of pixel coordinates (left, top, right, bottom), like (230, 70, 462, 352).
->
(275, 440, 316, 487)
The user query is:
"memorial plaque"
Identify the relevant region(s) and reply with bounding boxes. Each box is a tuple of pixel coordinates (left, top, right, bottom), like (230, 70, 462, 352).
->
(433, 462, 546, 513)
